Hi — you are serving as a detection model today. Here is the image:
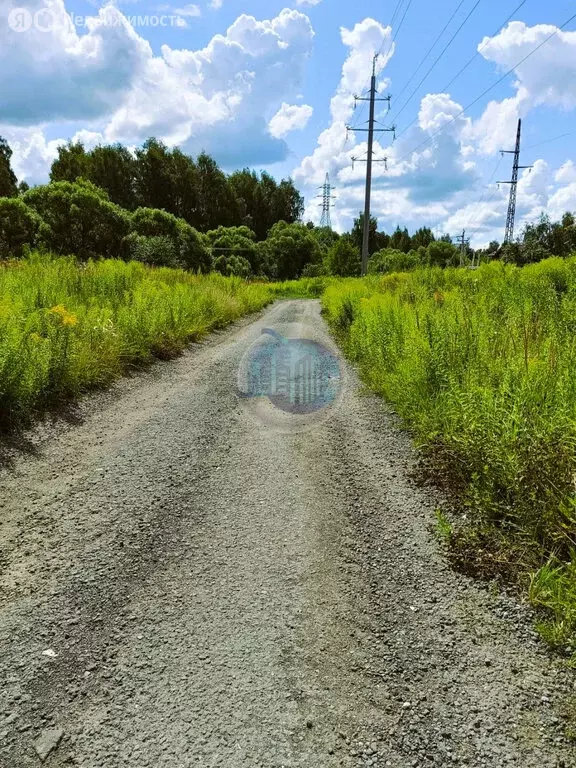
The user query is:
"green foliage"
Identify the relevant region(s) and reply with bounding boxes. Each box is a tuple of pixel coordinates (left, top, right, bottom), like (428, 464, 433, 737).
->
(326, 235, 360, 277)
(351, 213, 379, 255)
(213, 254, 252, 278)
(307, 225, 340, 254)
(24, 179, 131, 259)
(322, 256, 576, 650)
(0, 253, 274, 427)
(368, 247, 420, 274)
(435, 509, 453, 542)
(389, 226, 413, 253)
(228, 169, 304, 240)
(48, 139, 303, 236)
(0, 137, 18, 198)
(121, 233, 179, 268)
(427, 239, 459, 267)
(207, 225, 258, 274)
(89, 143, 137, 210)
(50, 141, 90, 184)
(0, 198, 43, 258)
(261, 221, 321, 280)
(529, 559, 576, 654)
(130, 207, 210, 272)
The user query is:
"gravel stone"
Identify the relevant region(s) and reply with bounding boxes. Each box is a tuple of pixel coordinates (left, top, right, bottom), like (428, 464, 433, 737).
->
(0, 300, 574, 767)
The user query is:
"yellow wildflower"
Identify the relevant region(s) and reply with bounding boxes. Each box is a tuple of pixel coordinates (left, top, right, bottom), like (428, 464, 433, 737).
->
(49, 304, 78, 327)
(62, 312, 78, 326)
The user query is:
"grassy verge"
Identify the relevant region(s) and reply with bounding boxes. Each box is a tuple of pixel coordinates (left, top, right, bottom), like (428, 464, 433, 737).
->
(0, 253, 275, 428)
(322, 257, 576, 658)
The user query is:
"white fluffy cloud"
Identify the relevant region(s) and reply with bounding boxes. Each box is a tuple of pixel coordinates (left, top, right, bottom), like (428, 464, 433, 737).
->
(1, 0, 150, 125)
(173, 4, 201, 17)
(294, 17, 394, 199)
(269, 102, 313, 138)
(469, 22, 576, 154)
(295, 0, 322, 6)
(297, 16, 576, 243)
(1, 3, 315, 179)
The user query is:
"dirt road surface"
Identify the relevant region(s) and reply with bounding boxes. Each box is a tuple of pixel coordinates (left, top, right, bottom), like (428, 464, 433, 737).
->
(0, 300, 574, 767)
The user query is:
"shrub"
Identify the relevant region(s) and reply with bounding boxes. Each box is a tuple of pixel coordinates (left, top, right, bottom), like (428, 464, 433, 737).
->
(207, 225, 258, 274)
(130, 207, 210, 272)
(368, 247, 420, 274)
(0, 197, 44, 258)
(121, 232, 179, 268)
(263, 221, 321, 280)
(326, 236, 360, 277)
(213, 254, 252, 278)
(24, 179, 130, 259)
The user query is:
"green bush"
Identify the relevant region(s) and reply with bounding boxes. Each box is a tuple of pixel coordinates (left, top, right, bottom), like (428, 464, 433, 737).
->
(0, 197, 44, 258)
(262, 221, 321, 280)
(213, 254, 252, 278)
(368, 247, 421, 274)
(130, 207, 210, 272)
(326, 236, 360, 277)
(24, 179, 130, 259)
(207, 226, 258, 274)
(121, 232, 180, 268)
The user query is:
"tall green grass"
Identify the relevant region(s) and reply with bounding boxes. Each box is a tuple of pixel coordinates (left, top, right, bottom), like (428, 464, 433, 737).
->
(322, 257, 576, 655)
(0, 253, 274, 427)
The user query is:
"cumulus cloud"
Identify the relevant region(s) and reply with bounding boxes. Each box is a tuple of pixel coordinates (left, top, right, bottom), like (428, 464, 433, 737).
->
(173, 4, 201, 17)
(2, 3, 315, 178)
(555, 160, 576, 185)
(269, 103, 313, 138)
(295, 0, 322, 6)
(469, 22, 576, 154)
(294, 17, 393, 194)
(1, 0, 150, 125)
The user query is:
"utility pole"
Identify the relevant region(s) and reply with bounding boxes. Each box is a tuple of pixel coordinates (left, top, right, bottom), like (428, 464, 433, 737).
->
(455, 229, 470, 266)
(348, 55, 395, 276)
(317, 173, 336, 230)
(498, 119, 533, 244)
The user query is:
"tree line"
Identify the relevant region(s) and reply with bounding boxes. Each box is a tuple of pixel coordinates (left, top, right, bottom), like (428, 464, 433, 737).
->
(1, 134, 575, 279)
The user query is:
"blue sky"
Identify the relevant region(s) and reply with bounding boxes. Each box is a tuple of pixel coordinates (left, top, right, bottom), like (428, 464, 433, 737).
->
(2, 0, 575, 244)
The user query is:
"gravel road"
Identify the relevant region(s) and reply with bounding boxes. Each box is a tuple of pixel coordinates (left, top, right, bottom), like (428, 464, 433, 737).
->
(0, 299, 574, 768)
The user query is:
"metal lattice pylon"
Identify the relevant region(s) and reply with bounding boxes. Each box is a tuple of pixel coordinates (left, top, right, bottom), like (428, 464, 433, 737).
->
(318, 173, 335, 229)
(499, 119, 533, 244)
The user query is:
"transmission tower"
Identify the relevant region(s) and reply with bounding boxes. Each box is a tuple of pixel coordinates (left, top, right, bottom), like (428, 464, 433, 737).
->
(455, 229, 470, 267)
(347, 54, 396, 275)
(317, 173, 336, 229)
(498, 119, 533, 244)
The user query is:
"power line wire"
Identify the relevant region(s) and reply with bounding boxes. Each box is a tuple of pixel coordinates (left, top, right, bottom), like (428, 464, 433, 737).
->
(352, 0, 413, 135)
(465, 154, 503, 230)
(442, 0, 527, 92)
(391, 0, 482, 126)
(524, 129, 576, 151)
(389, 0, 528, 147)
(386, 0, 468, 119)
(393, 10, 576, 164)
